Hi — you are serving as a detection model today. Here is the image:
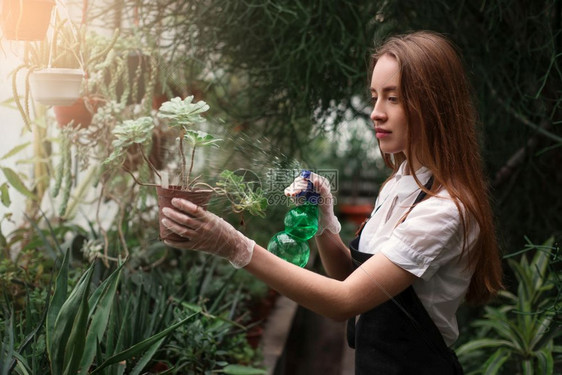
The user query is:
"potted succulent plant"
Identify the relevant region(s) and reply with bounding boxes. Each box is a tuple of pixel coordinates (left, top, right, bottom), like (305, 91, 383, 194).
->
(103, 96, 267, 241)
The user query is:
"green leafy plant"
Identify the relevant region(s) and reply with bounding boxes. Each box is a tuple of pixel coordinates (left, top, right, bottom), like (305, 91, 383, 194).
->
(1, 210, 268, 374)
(1, 248, 204, 374)
(155, 254, 267, 373)
(0, 211, 197, 375)
(103, 96, 268, 217)
(104, 96, 214, 189)
(0, 142, 35, 211)
(50, 250, 201, 374)
(216, 170, 268, 217)
(457, 237, 562, 374)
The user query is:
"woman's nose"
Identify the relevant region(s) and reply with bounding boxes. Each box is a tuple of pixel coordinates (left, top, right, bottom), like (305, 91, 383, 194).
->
(370, 101, 387, 123)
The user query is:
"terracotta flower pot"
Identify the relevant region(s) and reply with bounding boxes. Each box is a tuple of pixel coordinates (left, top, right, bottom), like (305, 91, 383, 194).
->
(246, 325, 264, 349)
(1, 0, 55, 41)
(339, 203, 374, 225)
(152, 93, 169, 110)
(53, 97, 101, 129)
(156, 186, 214, 242)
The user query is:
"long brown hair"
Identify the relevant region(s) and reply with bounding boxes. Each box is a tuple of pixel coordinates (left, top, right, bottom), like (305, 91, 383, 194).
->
(372, 31, 503, 304)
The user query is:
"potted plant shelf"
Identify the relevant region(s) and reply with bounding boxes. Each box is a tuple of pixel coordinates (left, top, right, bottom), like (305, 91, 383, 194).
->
(103, 96, 268, 241)
(1, 0, 55, 41)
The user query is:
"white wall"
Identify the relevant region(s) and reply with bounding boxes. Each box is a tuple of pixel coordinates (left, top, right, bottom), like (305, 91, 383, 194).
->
(0, 1, 99, 249)
(0, 40, 32, 240)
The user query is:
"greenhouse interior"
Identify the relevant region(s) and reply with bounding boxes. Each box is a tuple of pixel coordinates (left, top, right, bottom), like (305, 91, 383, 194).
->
(0, 1, 561, 374)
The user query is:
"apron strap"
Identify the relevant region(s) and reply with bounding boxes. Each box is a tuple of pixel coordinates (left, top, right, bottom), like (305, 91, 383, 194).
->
(345, 175, 463, 373)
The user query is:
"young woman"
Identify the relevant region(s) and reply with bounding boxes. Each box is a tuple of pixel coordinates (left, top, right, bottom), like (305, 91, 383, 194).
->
(160, 31, 503, 374)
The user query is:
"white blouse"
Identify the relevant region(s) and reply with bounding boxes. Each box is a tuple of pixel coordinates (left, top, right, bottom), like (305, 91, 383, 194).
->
(357, 161, 478, 346)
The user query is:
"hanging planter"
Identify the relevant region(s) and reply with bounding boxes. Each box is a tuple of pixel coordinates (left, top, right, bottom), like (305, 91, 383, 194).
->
(156, 186, 214, 242)
(30, 68, 85, 106)
(53, 97, 101, 129)
(105, 51, 150, 105)
(123, 52, 149, 105)
(1, 0, 55, 41)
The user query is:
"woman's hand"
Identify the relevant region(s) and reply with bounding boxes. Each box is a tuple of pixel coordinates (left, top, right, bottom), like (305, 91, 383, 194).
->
(284, 171, 341, 235)
(161, 198, 256, 268)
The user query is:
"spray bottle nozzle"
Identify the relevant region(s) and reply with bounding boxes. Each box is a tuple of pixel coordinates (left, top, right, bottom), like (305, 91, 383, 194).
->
(296, 170, 320, 204)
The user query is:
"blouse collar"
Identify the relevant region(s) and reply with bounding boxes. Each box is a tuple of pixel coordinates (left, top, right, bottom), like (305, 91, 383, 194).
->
(392, 161, 433, 199)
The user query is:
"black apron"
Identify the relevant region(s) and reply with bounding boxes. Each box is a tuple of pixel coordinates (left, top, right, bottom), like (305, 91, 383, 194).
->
(346, 178, 463, 374)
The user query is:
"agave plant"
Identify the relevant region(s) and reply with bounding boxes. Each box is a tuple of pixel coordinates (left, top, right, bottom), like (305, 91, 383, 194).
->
(0, 216, 267, 374)
(456, 237, 562, 374)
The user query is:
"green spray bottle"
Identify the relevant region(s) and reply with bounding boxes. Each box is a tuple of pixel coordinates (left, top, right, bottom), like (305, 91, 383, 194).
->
(267, 170, 319, 267)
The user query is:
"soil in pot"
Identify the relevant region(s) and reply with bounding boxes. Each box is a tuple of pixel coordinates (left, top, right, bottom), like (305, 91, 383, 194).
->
(53, 97, 101, 129)
(157, 186, 213, 242)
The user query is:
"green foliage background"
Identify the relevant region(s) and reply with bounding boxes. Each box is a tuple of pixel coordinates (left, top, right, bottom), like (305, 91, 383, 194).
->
(113, 0, 562, 252)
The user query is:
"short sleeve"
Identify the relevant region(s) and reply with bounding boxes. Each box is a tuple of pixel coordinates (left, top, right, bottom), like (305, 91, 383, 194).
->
(380, 196, 465, 280)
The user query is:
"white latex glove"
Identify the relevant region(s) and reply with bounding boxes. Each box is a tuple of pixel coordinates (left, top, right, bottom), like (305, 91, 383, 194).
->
(284, 171, 341, 235)
(161, 198, 256, 269)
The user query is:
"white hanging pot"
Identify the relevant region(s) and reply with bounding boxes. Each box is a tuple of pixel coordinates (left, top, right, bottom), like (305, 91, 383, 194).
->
(30, 68, 85, 106)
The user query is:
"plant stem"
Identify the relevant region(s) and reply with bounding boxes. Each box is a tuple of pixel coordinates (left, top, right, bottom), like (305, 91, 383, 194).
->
(186, 144, 196, 190)
(121, 167, 158, 187)
(97, 184, 110, 268)
(137, 143, 161, 179)
(190, 182, 216, 191)
(12, 65, 32, 132)
(179, 134, 187, 189)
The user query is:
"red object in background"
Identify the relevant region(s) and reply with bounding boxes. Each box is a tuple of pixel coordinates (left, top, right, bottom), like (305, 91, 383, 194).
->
(338, 204, 374, 225)
(1, 0, 55, 41)
(53, 98, 101, 129)
(246, 288, 278, 348)
(152, 93, 168, 110)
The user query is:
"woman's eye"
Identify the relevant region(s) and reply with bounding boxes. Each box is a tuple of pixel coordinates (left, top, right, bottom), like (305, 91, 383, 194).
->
(389, 96, 399, 103)
(371, 97, 378, 104)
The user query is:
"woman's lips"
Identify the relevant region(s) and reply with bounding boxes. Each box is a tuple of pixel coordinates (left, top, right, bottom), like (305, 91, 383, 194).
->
(375, 128, 391, 139)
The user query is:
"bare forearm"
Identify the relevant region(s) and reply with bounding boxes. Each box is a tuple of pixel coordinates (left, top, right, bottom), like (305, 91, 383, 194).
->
(315, 231, 353, 281)
(243, 243, 415, 322)
(163, 196, 414, 322)
(244, 244, 354, 321)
